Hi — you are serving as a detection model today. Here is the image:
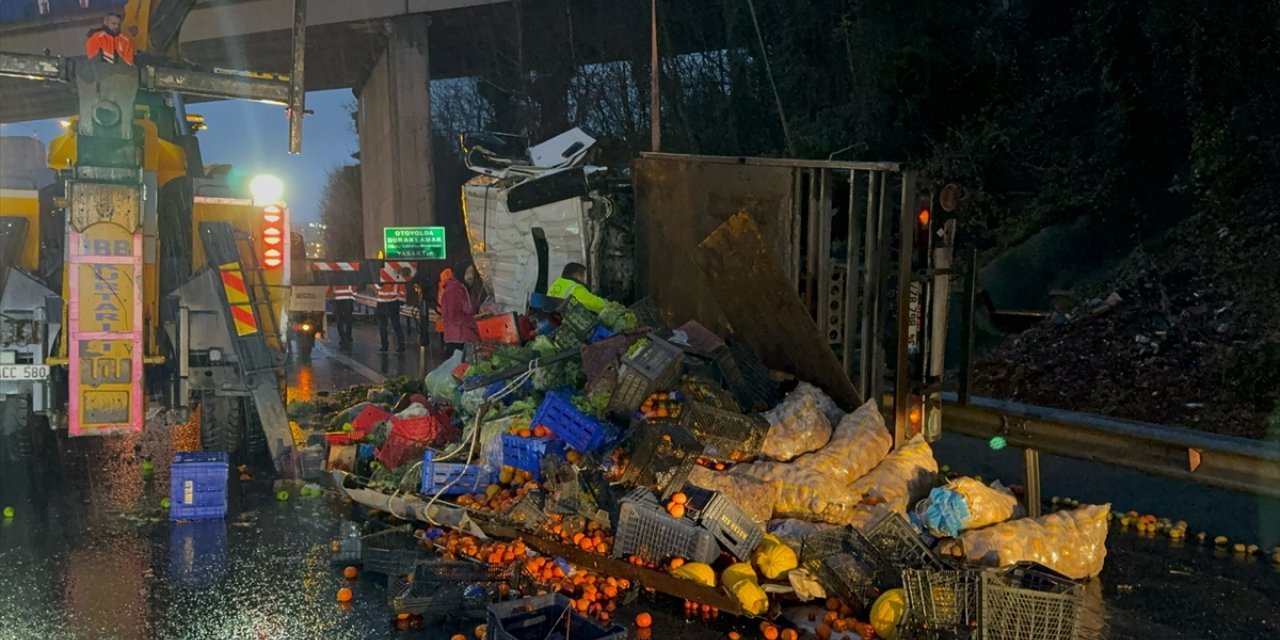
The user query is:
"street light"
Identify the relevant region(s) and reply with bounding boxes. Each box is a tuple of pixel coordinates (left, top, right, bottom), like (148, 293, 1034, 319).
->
(249, 174, 285, 206)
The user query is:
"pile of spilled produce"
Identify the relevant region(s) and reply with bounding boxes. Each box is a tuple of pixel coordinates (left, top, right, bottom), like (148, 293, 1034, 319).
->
(287, 298, 1112, 640)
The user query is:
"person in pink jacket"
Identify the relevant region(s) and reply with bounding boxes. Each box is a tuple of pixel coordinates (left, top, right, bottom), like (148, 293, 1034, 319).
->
(441, 260, 480, 355)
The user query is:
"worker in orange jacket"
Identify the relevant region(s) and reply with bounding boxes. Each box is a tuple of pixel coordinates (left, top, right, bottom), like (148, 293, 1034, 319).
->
(85, 12, 135, 65)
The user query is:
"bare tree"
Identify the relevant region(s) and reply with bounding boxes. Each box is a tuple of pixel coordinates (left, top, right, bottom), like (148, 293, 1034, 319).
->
(318, 164, 363, 259)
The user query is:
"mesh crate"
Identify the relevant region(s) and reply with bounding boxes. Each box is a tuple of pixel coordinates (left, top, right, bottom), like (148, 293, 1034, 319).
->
(501, 491, 550, 529)
(679, 400, 768, 461)
(532, 391, 610, 453)
(616, 420, 702, 500)
(464, 341, 502, 364)
(388, 560, 499, 617)
(612, 493, 719, 565)
(691, 489, 764, 560)
(486, 593, 627, 640)
(902, 568, 981, 636)
(628, 297, 665, 330)
(558, 298, 599, 340)
(421, 450, 492, 496)
(713, 342, 781, 412)
(680, 375, 738, 411)
(501, 435, 568, 481)
(862, 511, 946, 585)
(376, 412, 456, 468)
(169, 452, 228, 520)
(799, 527, 880, 609)
(608, 335, 685, 415)
(361, 526, 424, 576)
(979, 563, 1083, 640)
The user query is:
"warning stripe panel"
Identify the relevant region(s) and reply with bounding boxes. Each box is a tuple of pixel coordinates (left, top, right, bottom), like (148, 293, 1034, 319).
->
(230, 305, 258, 336)
(221, 270, 249, 305)
(312, 261, 361, 271)
(380, 261, 417, 282)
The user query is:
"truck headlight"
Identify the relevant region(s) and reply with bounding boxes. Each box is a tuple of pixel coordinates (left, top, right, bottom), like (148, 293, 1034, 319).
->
(0, 351, 14, 365)
(208, 348, 223, 362)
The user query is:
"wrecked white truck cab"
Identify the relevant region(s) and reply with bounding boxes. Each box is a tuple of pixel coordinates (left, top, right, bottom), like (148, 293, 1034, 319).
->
(459, 128, 632, 314)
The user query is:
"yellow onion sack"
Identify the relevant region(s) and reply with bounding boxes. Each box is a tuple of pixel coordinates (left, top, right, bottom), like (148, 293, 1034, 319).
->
(790, 399, 892, 485)
(821, 437, 938, 527)
(759, 383, 835, 461)
(955, 503, 1111, 579)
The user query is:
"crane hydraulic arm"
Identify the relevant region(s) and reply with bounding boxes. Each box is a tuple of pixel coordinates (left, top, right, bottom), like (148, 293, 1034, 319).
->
(121, 0, 200, 60)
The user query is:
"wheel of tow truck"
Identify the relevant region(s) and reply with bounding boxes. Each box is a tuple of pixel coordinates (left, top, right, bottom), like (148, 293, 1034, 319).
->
(199, 394, 246, 456)
(295, 332, 314, 360)
(0, 395, 34, 464)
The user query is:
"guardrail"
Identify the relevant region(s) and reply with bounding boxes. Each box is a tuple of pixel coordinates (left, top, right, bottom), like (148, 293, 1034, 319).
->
(928, 392, 1280, 500)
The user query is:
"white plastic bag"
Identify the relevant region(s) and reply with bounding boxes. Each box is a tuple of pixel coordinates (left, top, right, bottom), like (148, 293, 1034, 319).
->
(955, 503, 1112, 579)
(424, 349, 464, 401)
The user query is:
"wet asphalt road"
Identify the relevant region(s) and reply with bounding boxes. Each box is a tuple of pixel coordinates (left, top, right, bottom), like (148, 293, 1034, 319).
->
(0, 323, 1276, 639)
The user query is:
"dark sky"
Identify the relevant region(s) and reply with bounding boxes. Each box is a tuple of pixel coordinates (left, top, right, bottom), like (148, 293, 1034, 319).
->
(0, 89, 357, 224)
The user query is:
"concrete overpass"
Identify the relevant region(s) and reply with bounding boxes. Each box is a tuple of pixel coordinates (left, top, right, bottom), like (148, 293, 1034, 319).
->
(0, 0, 718, 257)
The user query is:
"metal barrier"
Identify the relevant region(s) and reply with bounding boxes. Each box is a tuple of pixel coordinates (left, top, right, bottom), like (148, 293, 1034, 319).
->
(896, 392, 1280, 501)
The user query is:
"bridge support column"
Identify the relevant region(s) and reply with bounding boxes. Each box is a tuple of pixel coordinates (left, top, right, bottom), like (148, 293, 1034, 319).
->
(357, 15, 435, 258)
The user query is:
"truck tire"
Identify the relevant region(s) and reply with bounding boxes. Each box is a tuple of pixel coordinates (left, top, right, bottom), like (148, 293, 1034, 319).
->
(295, 332, 314, 361)
(0, 395, 32, 464)
(200, 394, 246, 455)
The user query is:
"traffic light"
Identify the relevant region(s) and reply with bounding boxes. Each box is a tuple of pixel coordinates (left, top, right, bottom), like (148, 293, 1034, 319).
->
(260, 205, 286, 269)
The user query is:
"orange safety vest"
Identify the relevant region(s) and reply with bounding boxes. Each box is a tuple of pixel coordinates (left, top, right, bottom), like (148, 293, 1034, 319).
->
(85, 30, 135, 65)
(375, 283, 405, 303)
(329, 285, 356, 301)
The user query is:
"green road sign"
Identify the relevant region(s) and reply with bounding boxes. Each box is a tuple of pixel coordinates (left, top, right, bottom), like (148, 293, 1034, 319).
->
(383, 226, 446, 260)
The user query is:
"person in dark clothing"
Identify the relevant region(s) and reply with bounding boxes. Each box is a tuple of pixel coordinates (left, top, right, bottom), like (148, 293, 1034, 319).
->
(375, 267, 412, 353)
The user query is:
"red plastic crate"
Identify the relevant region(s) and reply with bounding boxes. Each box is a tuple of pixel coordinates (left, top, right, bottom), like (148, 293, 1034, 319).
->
(477, 312, 521, 345)
(325, 432, 359, 446)
(350, 404, 391, 433)
(376, 412, 458, 468)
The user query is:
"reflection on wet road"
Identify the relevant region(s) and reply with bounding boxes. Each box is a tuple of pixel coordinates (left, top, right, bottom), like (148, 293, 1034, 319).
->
(0, 324, 1275, 639)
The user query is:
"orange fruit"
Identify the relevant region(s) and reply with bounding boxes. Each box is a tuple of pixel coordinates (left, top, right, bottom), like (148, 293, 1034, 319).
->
(336, 587, 353, 602)
(826, 597, 841, 611)
(671, 492, 689, 505)
(342, 566, 358, 580)
(450, 635, 466, 640)
(781, 630, 798, 640)
(518, 428, 532, 438)
(669, 557, 686, 570)
(728, 633, 741, 640)
(579, 538, 595, 551)
(815, 624, 832, 640)
(762, 624, 780, 640)
(635, 612, 653, 628)
(666, 502, 686, 519)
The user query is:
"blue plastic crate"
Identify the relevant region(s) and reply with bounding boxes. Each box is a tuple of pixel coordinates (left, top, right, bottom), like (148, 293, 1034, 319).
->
(532, 391, 609, 453)
(169, 520, 227, 588)
(501, 434, 567, 479)
(421, 450, 493, 496)
(588, 324, 616, 344)
(169, 451, 228, 520)
(357, 443, 375, 461)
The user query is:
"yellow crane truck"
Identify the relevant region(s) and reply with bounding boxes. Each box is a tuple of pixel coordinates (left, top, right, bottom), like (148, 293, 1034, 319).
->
(0, 0, 308, 468)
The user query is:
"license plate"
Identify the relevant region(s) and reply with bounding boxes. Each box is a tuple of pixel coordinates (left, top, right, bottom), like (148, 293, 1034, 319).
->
(0, 364, 49, 381)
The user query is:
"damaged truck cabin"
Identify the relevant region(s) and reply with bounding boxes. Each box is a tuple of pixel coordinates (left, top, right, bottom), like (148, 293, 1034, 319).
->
(460, 128, 634, 314)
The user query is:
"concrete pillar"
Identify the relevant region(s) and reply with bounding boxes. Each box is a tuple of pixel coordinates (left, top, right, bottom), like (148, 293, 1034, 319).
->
(357, 15, 435, 259)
